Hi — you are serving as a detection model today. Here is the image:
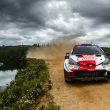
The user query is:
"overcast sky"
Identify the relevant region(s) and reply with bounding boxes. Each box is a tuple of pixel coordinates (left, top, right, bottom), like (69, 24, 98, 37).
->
(0, 0, 110, 46)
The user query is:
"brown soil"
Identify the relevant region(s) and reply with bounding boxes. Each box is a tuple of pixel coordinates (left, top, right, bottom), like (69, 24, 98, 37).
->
(27, 40, 110, 110)
(46, 58, 110, 110)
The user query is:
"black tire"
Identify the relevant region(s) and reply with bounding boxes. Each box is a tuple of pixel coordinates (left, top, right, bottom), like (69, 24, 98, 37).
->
(65, 78, 72, 83)
(64, 69, 72, 83)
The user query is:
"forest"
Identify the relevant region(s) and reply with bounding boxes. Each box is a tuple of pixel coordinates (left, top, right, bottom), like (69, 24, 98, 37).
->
(0, 45, 39, 70)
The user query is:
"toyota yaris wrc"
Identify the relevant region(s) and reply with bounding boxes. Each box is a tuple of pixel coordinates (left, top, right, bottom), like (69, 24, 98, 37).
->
(64, 44, 110, 82)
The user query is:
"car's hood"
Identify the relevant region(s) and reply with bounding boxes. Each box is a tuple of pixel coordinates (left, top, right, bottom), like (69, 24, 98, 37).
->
(70, 54, 106, 65)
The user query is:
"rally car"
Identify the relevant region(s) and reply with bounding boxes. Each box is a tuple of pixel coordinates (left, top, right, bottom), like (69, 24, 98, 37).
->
(64, 44, 110, 82)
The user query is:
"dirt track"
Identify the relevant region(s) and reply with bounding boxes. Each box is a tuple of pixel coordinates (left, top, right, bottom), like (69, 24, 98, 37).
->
(46, 58, 110, 110)
(27, 40, 110, 110)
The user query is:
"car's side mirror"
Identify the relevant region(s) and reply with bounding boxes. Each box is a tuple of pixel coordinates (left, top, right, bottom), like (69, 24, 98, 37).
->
(65, 56, 69, 59)
(65, 53, 70, 59)
(66, 53, 70, 56)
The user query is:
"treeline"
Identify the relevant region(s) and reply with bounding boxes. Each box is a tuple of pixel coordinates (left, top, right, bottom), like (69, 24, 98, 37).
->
(102, 47, 110, 56)
(0, 45, 30, 70)
(0, 44, 51, 70)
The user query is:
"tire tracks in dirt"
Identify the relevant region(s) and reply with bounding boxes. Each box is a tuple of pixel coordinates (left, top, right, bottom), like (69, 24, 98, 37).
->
(46, 58, 110, 110)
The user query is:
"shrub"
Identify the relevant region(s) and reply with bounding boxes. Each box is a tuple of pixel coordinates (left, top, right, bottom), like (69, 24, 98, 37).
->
(40, 103, 60, 110)
(0, 59, 49, 110)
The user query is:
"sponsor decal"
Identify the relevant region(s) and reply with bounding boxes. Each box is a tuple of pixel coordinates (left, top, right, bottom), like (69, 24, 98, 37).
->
(103, 65, 106, 69)
(96, 65, 104, 69)
(69, 65, 78, 70)
(78, 55, 96, 61)
(69, 64, 73, 67)
(69, 64, 73, 69)
(74, 65, 78, 69)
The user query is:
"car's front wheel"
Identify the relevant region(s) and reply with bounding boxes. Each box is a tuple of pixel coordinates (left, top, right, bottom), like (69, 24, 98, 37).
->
(64, 69, 72, 83)
(64, 78, 72, 83)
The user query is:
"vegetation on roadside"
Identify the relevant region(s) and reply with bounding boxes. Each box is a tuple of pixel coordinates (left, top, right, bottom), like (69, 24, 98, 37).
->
(102, 47, 110, 56)
(40, 103, 60, 110)
(0, 45, 40, 70)
(0, 45, 29, 70)
(0, 59, 49, 110)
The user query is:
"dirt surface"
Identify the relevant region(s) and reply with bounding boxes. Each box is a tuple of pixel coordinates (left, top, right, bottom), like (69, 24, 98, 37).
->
(46, 58, 110, 110)
(27, 40, 110, 110)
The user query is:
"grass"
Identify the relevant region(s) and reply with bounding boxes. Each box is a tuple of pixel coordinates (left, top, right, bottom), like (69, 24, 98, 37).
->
(43, 103, 60, 110)
(39, 103, 60, 110)
(0, 59, 49, 110)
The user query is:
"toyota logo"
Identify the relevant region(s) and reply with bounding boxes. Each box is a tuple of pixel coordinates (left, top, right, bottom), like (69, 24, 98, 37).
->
(88, 64, 93, 67)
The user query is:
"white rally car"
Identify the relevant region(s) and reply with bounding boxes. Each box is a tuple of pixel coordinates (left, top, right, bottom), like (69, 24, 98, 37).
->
(64, 44, 110, 82)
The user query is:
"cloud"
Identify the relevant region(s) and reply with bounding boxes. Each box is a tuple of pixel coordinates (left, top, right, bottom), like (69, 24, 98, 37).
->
(0, 0, 110, 46)
(70, 0, 110, 25)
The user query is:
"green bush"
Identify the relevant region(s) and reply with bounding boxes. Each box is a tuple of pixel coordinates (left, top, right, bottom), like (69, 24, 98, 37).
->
(102, 47, 110, 56)
(45, 103, 60, 110)
(40, 103, 60, 110)
(0, 59, 49, 110)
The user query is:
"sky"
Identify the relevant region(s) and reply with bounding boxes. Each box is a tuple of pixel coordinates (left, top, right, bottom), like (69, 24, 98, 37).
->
(0, 0, 110, 46)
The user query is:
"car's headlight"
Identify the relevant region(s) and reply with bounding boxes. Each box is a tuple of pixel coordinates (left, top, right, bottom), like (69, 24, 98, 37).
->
(69, 58, 77, 65)
(103, 58, 110, 65)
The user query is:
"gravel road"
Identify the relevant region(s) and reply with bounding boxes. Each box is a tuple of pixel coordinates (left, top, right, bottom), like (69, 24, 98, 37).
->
(47, 58, 110, 110)
(27, 40, 110, 110)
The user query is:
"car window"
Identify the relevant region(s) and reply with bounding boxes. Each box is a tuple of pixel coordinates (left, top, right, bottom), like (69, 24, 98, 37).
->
(72, 45, 104, 55)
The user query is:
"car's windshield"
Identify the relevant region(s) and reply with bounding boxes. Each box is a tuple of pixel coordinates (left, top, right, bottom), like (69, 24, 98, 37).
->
(72, 45, 104, 55)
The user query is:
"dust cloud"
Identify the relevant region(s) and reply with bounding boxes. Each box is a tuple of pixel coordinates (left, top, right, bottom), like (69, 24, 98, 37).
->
(27, 38, 77, 60)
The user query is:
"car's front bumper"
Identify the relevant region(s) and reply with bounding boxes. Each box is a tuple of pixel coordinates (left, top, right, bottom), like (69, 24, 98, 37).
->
(64, 59, 110, 81)
(64, 70, 110, 81)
